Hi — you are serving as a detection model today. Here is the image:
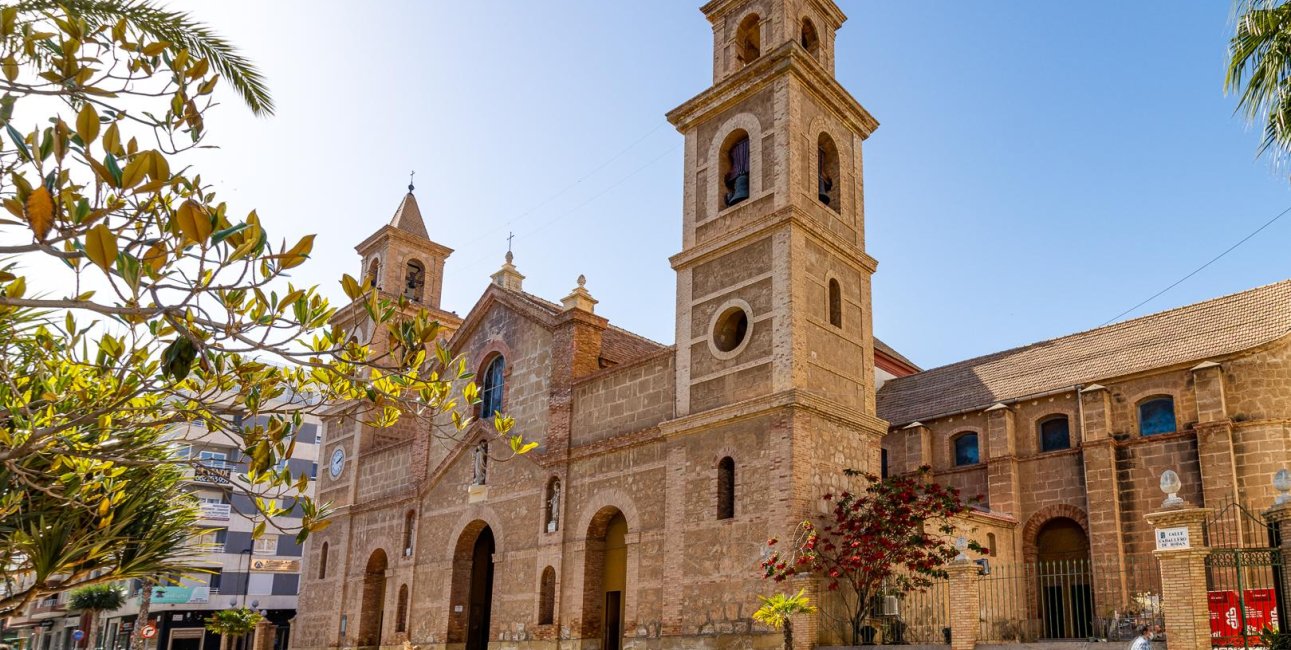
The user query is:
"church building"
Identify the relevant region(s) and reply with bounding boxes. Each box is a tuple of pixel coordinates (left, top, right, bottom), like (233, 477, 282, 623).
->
(292, 1, 1291, 649)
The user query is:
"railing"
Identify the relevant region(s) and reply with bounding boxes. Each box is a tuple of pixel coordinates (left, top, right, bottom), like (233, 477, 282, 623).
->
(978, 555, 1163, 643)
(815, 575, 951, 645)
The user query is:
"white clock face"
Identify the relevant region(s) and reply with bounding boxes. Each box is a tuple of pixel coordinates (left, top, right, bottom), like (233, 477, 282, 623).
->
(329, 447, 346, 478)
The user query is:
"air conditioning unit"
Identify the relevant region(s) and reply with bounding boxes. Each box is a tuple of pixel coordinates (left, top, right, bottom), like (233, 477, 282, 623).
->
(881, 595, 900, 617)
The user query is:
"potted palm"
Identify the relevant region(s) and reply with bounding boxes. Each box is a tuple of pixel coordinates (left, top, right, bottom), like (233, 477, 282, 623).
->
(754, 589, 817, 650)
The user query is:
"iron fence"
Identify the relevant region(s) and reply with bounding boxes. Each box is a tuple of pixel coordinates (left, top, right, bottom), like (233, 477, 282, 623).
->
(978, 555, 1163, 643)
(1205, 548, 1284, 649)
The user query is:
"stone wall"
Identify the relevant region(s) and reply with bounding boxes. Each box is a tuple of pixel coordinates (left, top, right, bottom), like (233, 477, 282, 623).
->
(570, 351, 675, 446)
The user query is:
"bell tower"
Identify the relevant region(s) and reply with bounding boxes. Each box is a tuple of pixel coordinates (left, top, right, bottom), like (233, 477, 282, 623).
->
(667, 0, 884, 430)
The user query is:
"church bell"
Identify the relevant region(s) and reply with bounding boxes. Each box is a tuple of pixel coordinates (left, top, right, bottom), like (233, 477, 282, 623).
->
(725, 172, 750, 206)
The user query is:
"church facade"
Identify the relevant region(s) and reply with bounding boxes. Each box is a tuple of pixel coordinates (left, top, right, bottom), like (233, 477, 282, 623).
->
(292, 2, 1291, 650)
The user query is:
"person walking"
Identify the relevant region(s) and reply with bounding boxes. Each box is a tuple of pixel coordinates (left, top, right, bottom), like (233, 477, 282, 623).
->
(1130, 624, 1153, 650)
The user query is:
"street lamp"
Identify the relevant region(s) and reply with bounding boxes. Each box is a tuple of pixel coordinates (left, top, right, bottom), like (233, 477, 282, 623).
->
(1274, 468, 1291, 505)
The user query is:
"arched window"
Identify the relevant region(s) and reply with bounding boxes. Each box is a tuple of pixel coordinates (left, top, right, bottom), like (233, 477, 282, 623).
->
(538, 566, 556, 625)
(403, 260, 425, 302)
(717, 456, 735, 519)
(953, 432, 979, 467)
(721, 130, 751, 207)
(817, 133, 839, 210)
(1138, 396, 1177, 436)
(545, 477, 561, 533)
(402, 510, 415, 557)
(827, 278, 842, 328)
(800, 18, 820, 56)
(1039, 415, 1071, 452)
(366, 259, 381, 289)
(318, 541, 329, 579)
(987, 533, 997, 557)
(736, 14, 761, 66)
(395, 584, 409, 633)
(479, 356, 505, 418)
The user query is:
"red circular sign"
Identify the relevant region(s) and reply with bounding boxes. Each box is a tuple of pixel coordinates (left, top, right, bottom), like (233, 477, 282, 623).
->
(140, 625, 157, 639)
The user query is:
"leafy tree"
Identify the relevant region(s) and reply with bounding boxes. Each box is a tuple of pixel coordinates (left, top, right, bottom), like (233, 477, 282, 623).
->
(0, 0, 523, 617)
(68, 584, 125, 650)
(760, 467, 984, 646)
(1229, 0, 1291, 172)
(753, 589, 817, 650)
(205, 608, 262, 650)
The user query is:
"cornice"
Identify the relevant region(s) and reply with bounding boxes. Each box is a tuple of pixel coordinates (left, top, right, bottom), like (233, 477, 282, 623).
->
(667, 42, 878, 139)
(670, 204, 878, 273)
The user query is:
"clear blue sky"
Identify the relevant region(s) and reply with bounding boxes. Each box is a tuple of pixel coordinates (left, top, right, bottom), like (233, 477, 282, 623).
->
(172, 1, 1291, 370)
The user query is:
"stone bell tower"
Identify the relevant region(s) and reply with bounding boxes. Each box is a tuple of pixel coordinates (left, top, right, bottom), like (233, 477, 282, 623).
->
(666, 0, 885, 437)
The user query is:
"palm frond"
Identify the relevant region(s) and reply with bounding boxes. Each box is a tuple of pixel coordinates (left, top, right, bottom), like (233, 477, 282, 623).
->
(15, 0, 274, 116)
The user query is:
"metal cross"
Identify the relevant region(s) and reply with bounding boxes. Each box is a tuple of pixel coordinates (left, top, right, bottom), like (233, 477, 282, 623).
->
(408, 170, 415, 192)
(507, 231, 515, 253)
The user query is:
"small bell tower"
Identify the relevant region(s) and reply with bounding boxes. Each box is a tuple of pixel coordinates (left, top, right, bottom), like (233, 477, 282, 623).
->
(340, 182, 463, 352)
(667, 0, 885, 433)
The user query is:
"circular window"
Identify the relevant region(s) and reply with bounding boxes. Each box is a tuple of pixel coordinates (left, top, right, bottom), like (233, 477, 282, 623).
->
(712, 305, 750, 353)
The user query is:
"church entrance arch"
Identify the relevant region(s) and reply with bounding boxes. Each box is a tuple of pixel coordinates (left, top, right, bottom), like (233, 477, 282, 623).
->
(1034, 517, 1093, 639)
(358, 549, 389, 648)
(581, 507, 627, 650)
(448, 522, 496, 650)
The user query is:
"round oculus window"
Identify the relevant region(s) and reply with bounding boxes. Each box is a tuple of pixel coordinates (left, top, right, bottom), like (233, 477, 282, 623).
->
(712, 305, 750, 353)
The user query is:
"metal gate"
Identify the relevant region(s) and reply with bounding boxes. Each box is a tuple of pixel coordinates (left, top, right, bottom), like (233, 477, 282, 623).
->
(1204, 501, 1285, 649)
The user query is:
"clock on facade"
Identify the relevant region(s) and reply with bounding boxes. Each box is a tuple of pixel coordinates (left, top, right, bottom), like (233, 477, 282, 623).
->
(328, 447, 346, 478)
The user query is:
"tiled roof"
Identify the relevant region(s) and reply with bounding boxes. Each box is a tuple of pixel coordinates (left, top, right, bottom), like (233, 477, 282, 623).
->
(877, 280, 1291, 426)
(875, 337, 921, 371)
(389, 192, 429, 239)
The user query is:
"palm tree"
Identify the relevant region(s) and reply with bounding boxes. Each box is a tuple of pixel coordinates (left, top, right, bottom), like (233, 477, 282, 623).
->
(1229, 0, 1291, 171)
(68, 585, 126, 650)
(753, 589, 818, 650)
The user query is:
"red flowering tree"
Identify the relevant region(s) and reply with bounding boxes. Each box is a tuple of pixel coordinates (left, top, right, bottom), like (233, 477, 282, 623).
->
(760, 467, 985, 645)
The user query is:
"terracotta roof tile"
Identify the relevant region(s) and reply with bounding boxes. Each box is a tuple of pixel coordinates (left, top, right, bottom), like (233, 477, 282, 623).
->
(877, 280, 1291, 426)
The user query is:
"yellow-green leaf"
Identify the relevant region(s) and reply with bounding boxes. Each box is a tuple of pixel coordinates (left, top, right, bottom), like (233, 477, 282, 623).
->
(84, 223, 117, 271)
(176, 200, 212, 244)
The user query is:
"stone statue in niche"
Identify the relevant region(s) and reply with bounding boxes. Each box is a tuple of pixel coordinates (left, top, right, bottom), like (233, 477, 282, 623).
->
(471, 441, 488, 486)
(547, 479, 561, 532)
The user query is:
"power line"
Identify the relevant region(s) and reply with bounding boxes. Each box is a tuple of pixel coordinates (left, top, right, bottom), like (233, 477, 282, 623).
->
(457, 140, 682, 275)
(454, 121, 670, 252)
(1100, 204, 1291, 326)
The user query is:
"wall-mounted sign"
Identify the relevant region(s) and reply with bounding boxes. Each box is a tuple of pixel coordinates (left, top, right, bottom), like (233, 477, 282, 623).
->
(198, 503, 231, 521)
(1155, 526, 1190, 550)
(251, 559, 300, 573)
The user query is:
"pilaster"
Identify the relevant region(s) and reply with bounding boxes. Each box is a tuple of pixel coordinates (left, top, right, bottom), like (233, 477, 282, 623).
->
(1079, 384, 1128, 613)
(984, 403, 1019, 516)
(902, 422, 931, 472)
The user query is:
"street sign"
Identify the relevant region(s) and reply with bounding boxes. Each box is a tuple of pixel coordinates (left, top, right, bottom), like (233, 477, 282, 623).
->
(140, 624, 157, 639)
(72, 630, 84, 642)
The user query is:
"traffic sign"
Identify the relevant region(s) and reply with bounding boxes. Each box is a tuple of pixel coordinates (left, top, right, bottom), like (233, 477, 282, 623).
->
(72, 630, 84, 642)
(140, 624, 157, 639)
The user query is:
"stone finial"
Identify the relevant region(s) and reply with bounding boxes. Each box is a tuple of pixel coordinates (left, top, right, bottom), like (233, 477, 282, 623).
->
(491, 251, 525, 292)
(561, 274, 598, 313)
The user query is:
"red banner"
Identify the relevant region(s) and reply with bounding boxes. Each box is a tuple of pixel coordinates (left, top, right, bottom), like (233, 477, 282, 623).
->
(1209, 589, 1280, 646)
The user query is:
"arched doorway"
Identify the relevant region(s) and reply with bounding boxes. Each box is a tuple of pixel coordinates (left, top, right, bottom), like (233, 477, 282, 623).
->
(582, 508, 627, 650)
(1035, 518, 1092, 639)
(358, 549, 389, 648)
(449, 523, 496, 650)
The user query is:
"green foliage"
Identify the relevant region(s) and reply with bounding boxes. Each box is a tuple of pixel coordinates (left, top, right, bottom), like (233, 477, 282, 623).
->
(1260, 627, 1291, 650)
(0, 0, 525, 617)
(1229, 0, 1291, 173)
(205, 608, 262, 637)
(753, 589, 816, 630)
(67, 584, 126, 613)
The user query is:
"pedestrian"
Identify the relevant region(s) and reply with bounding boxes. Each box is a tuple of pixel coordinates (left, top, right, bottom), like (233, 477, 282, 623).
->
(1130, 624, 1153, 650)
